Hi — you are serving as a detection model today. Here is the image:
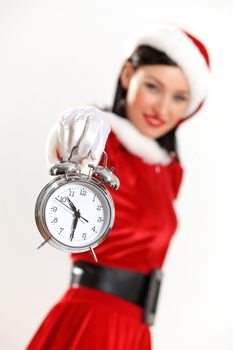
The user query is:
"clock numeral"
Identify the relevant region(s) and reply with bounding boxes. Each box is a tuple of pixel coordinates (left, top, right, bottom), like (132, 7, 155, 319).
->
(59, 227, 64, 234)
(51, 206, 57, 212)
(92, 194, 96, 202)
(69, 190, 74, 197)
(92, 226, 97, 234)
(80, 188, 87, 196)
(96, 204, 103, 211)
(60, 196, 67, 203)
(51, 217, 58, 223)
(82, 233, 87, 240)
(97, 217, 104, 223)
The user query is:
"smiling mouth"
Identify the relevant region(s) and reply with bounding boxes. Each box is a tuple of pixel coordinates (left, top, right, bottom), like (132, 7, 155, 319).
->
(143, 114, 165, 128)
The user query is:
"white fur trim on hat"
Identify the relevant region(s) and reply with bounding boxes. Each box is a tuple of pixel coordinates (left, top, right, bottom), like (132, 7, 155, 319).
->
(108, 112, 171, 165)
(124, 24, 210, 116)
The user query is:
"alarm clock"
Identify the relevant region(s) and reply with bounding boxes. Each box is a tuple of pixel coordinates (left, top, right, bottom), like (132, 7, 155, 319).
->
(35, 151, 119, 262)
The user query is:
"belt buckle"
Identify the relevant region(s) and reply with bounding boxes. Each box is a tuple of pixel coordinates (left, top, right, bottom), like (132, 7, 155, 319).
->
(143, 269, 163, 326)
(70, 266, 84, 287)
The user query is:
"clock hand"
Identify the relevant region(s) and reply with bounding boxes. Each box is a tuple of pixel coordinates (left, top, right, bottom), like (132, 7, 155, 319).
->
(67, 197, 77, 212)
(55, 197, 73, 213)
(80, 216, 88, 223)
(67, 197, 89, 223)
(55, 196, 89, 222)
(70, 210, 80, 241)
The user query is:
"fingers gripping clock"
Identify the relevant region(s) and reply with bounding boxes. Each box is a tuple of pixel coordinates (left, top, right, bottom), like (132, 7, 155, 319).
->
(35, 151, 120, 262)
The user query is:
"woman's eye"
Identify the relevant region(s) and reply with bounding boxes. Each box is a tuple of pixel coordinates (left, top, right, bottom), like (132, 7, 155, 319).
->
(174, 95, 187, 102)
(145, 83, 158, 91)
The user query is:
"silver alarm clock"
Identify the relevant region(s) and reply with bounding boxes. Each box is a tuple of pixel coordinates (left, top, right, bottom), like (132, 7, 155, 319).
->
(35, 150, 120, 262)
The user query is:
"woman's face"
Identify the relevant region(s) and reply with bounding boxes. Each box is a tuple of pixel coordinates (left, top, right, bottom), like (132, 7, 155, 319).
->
(121, 63, 190, 138)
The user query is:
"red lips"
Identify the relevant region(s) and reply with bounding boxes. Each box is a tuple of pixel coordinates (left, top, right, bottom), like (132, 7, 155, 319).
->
(143, 114, 165, 128)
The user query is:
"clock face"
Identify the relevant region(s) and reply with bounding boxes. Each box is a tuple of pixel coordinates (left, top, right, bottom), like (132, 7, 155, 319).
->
(42, 180, 111, 249)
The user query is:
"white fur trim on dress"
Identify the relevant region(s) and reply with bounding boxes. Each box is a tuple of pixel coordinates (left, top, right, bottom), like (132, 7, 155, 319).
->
(124, 24, 210, 116)
(108, 112, 171, 165)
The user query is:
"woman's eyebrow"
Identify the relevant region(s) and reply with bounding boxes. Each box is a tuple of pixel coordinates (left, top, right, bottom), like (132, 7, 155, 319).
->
(145, 75, 163, 86)
(175, 89, 190, 95)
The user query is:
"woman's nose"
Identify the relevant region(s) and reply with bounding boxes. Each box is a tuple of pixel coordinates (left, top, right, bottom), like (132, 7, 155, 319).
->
(154, 96, 170, 120)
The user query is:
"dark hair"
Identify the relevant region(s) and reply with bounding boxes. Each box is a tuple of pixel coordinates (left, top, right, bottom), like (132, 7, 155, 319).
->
(111, 45, 180, 159)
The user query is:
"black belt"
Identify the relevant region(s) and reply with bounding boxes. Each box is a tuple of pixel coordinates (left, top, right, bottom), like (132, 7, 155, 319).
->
(70, 261, 163, 325)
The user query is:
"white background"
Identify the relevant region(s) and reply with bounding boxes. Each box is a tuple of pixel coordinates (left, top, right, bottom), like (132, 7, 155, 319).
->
(0, 0, 233, 349)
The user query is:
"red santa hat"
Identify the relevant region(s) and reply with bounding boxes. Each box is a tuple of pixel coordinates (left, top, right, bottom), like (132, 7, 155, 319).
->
(124, 25, 210, 118)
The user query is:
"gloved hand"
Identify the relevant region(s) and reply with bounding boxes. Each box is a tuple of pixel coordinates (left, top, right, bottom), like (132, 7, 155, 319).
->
(46, 106, 111, 172)
(59, 106, 111, 163)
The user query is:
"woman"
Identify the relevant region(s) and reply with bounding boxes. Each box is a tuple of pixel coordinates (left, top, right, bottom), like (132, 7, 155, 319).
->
(27, 25, 210, 349)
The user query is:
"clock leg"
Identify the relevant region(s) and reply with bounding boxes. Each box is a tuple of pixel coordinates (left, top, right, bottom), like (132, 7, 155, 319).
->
(89, 247, 98, 262)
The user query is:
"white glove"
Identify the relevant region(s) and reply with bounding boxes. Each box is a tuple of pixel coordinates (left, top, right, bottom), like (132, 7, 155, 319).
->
(46, 106, 111, 172)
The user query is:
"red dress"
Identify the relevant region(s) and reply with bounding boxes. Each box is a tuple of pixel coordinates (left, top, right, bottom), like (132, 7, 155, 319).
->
(27, 126, 183, 350)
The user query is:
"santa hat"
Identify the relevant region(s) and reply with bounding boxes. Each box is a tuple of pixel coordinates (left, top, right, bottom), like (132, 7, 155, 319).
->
(124, 25, 210, 118)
